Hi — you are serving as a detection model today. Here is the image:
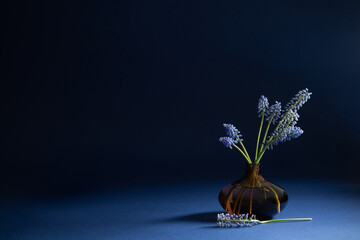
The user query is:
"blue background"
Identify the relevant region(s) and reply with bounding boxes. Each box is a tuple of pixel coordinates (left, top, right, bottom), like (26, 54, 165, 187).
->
(1, 0, 360, 239)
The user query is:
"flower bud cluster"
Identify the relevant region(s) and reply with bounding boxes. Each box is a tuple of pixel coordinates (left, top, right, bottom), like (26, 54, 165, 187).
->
(257, 95, 269, 117)
(217, 213, 259, 228)
(219, 124, 243, 149)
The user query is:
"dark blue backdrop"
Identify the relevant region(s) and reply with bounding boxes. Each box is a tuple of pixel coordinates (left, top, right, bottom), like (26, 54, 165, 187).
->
(1, 0, 360, 196)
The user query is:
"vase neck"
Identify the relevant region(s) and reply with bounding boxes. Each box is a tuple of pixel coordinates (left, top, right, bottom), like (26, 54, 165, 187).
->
(245, 164, 261, 176)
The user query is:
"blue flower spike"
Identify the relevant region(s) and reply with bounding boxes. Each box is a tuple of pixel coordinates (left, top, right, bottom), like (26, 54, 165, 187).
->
(223, 124, 242, 140)
(266, 101, 282, 124)
(257, 95, 269, 117)
(219, 137, 237, 149)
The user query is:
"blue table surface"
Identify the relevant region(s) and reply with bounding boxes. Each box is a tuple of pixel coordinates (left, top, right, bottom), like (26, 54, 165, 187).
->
(1, 179, 360, 240)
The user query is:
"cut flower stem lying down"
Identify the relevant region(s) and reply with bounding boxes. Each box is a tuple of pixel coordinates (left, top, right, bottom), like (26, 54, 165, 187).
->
(217, 213, 312, 228)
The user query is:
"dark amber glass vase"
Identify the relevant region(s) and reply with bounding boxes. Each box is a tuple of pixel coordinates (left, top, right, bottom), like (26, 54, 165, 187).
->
(218, 164, 288, 219)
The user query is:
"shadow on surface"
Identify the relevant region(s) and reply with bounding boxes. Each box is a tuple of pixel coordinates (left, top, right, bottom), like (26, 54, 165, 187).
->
(163, 211, 220, 223)
(159, 211, 274, 224)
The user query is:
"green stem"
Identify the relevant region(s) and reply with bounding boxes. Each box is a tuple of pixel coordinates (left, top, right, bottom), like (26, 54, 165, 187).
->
(255, 112, 264, 162)
(256, 146, 268, 164)
(233, 144, 252, 164)
(256, 115, 274, 164)
(261, 218, 312, 224)
(238, 139, 251, 162)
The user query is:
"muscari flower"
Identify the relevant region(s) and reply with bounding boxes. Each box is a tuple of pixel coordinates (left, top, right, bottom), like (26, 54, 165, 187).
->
(268, 126, 303, 150)
(272, 109, 298, 138)
(219, 137, 238, 149)
(257, 95, 269, 117)
(268, 109, 302, 150)
(223, 124, 242, 140)
(266, 101, 282, 124)
(285, 88, 312, 112)
(283, 109, 299, 127)
(217, 213, 258, 228)
(286, 126, 303, 140)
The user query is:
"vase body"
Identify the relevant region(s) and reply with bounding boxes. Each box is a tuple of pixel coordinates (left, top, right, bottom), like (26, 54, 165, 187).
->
(218, 164, 288, 219)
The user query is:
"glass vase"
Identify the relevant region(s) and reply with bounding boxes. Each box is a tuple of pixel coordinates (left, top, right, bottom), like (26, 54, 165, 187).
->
(218, 164, 288, 219)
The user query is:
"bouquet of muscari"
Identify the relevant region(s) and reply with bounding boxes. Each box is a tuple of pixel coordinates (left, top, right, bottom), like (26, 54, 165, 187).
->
(217, 88, 313, 227)
(219, 88, 312, 165)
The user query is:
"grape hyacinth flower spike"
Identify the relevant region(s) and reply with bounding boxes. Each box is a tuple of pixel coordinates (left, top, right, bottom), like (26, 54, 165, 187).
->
(219, 124, 252, 164)
(284, 88, 312, 112)
(219, 137, 237, 149)
(257, 95, 269, 117)
(223, 124, 242, 140)
(266, 101, 282, 124)
(216, 213, 312, 228)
